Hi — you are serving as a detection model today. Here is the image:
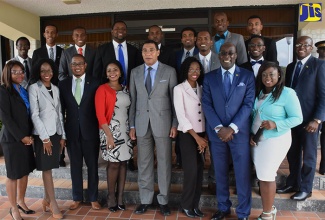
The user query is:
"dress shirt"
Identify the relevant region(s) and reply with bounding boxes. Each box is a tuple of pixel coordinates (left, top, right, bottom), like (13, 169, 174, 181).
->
(199, 51, 212, 72)
(75, 44, 86, 56)
(291, 54, 311, 84)
(250, 57, 264, 77)
(158, 43, 162, 50)
(46, 44, 57, 61)
(72, 74, 86, 98)
(181, 47, 195, 63)
(214, 30, 228, 54)
(113, 40, 128, 74)
(144, 61, 159, 87)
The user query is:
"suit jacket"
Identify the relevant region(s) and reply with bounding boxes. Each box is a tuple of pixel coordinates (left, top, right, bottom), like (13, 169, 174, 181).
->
(28, 81, 65, 140)
(9, 56, 32, 88)
(194, 51, 220, 73)
(245, 36, 278, 63)
(0, 85, 32, 143)
(202, 65, 255, 143)
(129, 62, 178, 137)
(159, 45, 176, 68)
(175, 47, 199, 74)
(212, 31, 248, 65)
(59, 45, 96, 81)
(59, 74, 100, 141)
(285, 56, 325, 123)
(239, 61, 253, 72)
(93, 41, 143, 85)
(173, 80, 205, 133)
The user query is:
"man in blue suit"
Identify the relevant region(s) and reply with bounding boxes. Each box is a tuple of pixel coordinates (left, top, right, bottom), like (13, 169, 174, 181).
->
(276, 36, 325, 201)
(202, 42, 255, 220)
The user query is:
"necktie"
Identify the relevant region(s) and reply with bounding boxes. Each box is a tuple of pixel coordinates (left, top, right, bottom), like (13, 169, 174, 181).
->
(185, 51, 190, 59)
(203, 57, 209, 73)
(74, 78, 82, 105)
(24, 60, 30, 79)
(223, 71, 231, 97)
(78, 47, 83, 55)
(145, 67, 153, 95)
(118, 44, 126, 85)
(215, 34, 226, 41)
(251, 60, 263, 66)
(49, 47, 54, 61)
(292, 61, 302, 89)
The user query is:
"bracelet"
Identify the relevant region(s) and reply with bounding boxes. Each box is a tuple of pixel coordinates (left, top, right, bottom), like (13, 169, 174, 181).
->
(42, 139, 50, 144)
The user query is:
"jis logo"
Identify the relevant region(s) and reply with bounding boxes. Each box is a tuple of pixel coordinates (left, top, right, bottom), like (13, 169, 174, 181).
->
(299, 3, 322, 22)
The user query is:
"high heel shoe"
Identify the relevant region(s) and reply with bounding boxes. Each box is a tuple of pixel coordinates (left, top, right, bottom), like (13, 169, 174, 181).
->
(9, 208, 24, 220)
(49, 203, 63, 219)
(17, 204, 35, 214)
(42, 199, 50, 212)
(257, 206, 277, 220)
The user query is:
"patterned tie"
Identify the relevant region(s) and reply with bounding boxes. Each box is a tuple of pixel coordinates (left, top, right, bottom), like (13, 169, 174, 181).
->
(251, 60, 263, 66)
(185, 51, 190, 59)
(203, 57, 209, 73)
(223, 71, 231, 97)
(74, 78, 82, 105)
(78, 47, 83, 55)
(24, 60, 30, 79)
(292, 61, 302, 89)
(145, 67, 153, 95)
(49, 47, 54, 61)
(118, 44, 126, 85)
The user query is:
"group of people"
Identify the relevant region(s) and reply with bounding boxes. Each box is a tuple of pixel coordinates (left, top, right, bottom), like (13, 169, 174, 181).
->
(0, 10, 325, 220)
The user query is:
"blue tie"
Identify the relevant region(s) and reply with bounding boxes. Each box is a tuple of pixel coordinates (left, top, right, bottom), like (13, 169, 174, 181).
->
(224, 71, 231, 97)
(118, 44, 126, 85)
(292, 61, 302, 89)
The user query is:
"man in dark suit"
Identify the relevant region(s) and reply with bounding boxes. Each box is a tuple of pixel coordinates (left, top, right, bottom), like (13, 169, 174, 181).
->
(32, 24, 62, 85)
(277, 36, 325, 201)
(212, 12, 247, 65)
(245, 15, 277, 63)
(148, 25, 176, 68)
(59, 54, 101, 210)
(240, 35, 266, 77)
(59, 26, 96, 81)
(202, 42, 255, 220)
(93, 20, 142, 85)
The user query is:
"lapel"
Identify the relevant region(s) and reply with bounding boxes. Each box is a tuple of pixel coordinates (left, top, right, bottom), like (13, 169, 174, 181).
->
(228, 65, 241, 98)
(214, 68, 226, 99)
(298, 56, 313, 80)
(210, 51, 220, 71)
(136, 64, 146, 95)
(80, 74, 91, 105)
(37, 80, 55, 107)
(225, 31, 232, 43)
(183, 81, 200, 102)
(151, 62, 164, 95)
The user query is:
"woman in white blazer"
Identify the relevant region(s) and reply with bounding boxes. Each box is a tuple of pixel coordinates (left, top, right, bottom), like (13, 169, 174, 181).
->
(173, 57, 208, 218)
(28, 59, 65, 219)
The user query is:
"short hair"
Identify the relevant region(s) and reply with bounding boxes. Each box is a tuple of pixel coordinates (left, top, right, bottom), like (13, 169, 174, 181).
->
(44, 24, 58, 33)
(104, 60, 125, 84)
(255, 61, 285, 102)
(197, 30, 212, 39)
(248, 35, 265, 45)
(71, 54, 86, 63)
(142, 40, 159, 50)
(1, 60, 25, 92)
(112, 20, 127, 30)
(16, 37, 30, 46)
(149, 25, 162, 32)
(179, 57, 204, 85)
(247, 15, 263, 24)
(72, 26, 86, 34)
(30, 58, 58, 85)
(180, 27, 197, 38)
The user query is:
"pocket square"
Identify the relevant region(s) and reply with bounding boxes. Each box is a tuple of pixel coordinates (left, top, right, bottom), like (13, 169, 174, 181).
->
(160, 79, 167, 82)
(237, 82, 246, 87)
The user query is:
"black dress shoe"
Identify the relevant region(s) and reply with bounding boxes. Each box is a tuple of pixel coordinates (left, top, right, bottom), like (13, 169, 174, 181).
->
(134, 204, 150, 214)
(159, 204, 171, 216)
(290, 191, 312, 201)
(108, 205, 118, 212)
(181, 207, 195, 218)
(193, 208, 204, 217)
(17, 204, 35, 214)
(118, 204, 126, 210)
(276, 185, 296, 194)
(211, 210, 231, 220)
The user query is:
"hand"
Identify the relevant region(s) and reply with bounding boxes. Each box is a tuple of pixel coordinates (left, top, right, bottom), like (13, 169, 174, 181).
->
(250, 135, 256, 147)
(217, 127, 234, 142)
(106, 136, 115, 150)
(60, 139, 66, 153)
(260, 120, 276, 130)
(196, 136, 208, 153)
(43, 140, 53, 155)
(129, 128, 136, 140)
(21, 136, 33, 145)
(169, 127, 178, 138)
(305, 120, 319, 133)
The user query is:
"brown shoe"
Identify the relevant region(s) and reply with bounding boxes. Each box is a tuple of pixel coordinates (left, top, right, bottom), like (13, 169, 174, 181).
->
(69, 201, 81, 210)
(91, 201, 101, 210)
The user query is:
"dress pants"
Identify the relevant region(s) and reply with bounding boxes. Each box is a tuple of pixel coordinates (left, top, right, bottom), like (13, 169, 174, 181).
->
(67, 131, 99, 202)
(210, 140, 251, 218)
(136, 122, 172, 205)
(319, 123, 325, 173)
(179, 132, 204, 209)
(286, 124, 319, 192)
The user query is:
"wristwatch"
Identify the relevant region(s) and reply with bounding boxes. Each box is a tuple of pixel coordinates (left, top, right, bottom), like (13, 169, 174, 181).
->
(314, 118, 321, 124)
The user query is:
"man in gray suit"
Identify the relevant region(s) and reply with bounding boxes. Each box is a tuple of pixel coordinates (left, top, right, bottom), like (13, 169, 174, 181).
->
(194, 31, 220, 73)
(59, 26, 96, 81)
(212, 12, 247, 65)
(129, 40, 178, 216)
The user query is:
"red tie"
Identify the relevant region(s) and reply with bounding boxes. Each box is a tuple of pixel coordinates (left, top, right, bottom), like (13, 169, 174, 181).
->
(78, 47, 83, 55)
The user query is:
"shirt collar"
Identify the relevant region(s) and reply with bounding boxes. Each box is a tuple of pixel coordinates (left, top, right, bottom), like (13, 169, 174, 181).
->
(113, 40, 127, 48)
(250, 56, 264, 62)
(199, 51, 212, 61)
(297, 54, 311, 65)
(183, 47, 195, 55)
(145, 61, 159, 71)
(221, 64, 236, 75)
(73, 73, 86, 82)
(216, 30, 228, 37)
(46, 44, 56, 50)
(75, 44, 86, 51)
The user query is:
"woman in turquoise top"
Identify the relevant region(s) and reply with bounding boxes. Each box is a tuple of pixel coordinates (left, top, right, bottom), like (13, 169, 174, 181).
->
(250, 62, 302, 220)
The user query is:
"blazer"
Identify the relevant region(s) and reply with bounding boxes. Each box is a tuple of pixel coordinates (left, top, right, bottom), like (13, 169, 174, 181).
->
(59, 45, 96, 81)
(28, 81, 66, 140)
(194, 51, 221, 73)
(173, 80, 205, 133)
(59, 74, 100, 141)
(129, 62, 178, 137)
(93, 41, 143, 85)
(9, 56, 32, 88)
(212, 31, 248, 65)
(0, 85, 32, 143)
(175, 47, 199, 74)
(285, 56, 325, 123)
(202, 65, 255, 143)
(159, 45, 176, 68)
(251, 87, 302, 139)
(245, 36, 278, 63)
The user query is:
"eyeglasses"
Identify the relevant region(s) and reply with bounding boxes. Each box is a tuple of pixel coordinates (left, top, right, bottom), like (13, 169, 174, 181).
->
(40, 70, 53, 74)
(219, 51, 236, 57)
(71, 62, 85, 67)
(295, 44, 311, 48)
(248, 44, 264, 48)
(142, 49, 157, 54)
(188, 69, 200, 73)
(11, 70, 25, 75)
(262, 73, 278, 78)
